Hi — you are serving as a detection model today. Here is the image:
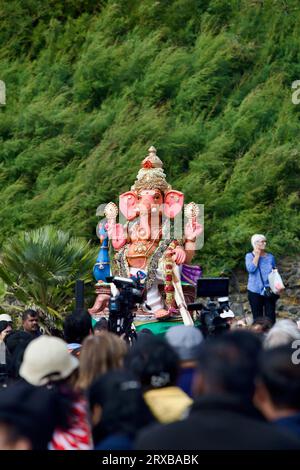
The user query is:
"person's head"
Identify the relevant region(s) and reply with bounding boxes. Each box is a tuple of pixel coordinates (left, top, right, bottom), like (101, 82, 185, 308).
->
(264, 319, 300, 349)
(5, 331, 34, 378)
(0, 320, 12, 342)
(88, 370, 154, 445)
(125, 335, 179, 390)
(251, 317, 273, 335)
(63, 310, 92, 344)
(219, 311, 236, 328)
(195, 330, 263, 401)
(107, 332, 128, 368)
(22, 309, 39, 334)
(0, 314, 12, 323)
(136, 328, 154, 339)
(19, 336, 79, 387)
(254, 345, 300, 421)
(229, 319, 248, 330)
(251, 234, 267, 251)
(76, 333, 126, 391)
(0, 383, 66, 450)
(165, 325, 203, 366)
(93, 317, 108, 336)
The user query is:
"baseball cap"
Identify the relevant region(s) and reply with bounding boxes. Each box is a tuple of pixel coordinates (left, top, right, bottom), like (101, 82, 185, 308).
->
(19, 336, 79, 386)
(220, 310, 235, 319)
(0, 314, 12, 323)
(165, 325, 203, 362)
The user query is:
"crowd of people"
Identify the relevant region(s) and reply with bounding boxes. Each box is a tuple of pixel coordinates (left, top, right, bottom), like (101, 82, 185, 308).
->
(0, 232, 299, 450)
(0, 305, 299, 450)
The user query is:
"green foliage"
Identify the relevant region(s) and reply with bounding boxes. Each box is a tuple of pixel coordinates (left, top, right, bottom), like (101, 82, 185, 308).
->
(0, 279, 7, 306)
(0, 0, 299, 276)
(0, 226, 96, 325)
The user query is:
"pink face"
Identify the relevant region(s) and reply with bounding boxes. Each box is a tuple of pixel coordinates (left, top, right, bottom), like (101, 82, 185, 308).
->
(137, 189, 163, 212)
(119, 188, 184, 220)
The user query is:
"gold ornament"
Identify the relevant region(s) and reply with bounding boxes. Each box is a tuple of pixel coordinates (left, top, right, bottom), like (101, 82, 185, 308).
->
(104, 202, 118, 220)
(184, 202, 199, 220)
(131, 146, 172, 194)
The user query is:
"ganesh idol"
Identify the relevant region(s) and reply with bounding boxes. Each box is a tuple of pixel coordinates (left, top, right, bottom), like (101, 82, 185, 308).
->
(89, 146, 203, 324)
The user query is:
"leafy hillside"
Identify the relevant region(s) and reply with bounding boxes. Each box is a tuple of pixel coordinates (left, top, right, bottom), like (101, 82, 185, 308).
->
(0, 0, 300, 274)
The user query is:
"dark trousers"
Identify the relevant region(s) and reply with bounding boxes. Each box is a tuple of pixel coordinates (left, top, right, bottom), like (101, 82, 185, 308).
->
(248, 290, 278, 324)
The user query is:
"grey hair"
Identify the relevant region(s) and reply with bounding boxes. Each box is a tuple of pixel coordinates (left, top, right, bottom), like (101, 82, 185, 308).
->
(264, 319, 300, 349)
(251, 234, 266, 249)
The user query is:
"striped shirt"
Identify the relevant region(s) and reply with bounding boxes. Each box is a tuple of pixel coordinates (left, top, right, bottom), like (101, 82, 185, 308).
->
(49, 397, 92, 450)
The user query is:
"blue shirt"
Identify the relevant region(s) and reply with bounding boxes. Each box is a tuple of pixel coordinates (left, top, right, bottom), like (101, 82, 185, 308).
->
(245, 252, 276, 295)
(177, 367, 197, 398)
(274, 413, 300, 439)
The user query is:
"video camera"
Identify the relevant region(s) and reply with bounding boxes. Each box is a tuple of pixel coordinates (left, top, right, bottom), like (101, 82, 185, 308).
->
(188, 278, 233, 337)
(106, 275, 145, 342)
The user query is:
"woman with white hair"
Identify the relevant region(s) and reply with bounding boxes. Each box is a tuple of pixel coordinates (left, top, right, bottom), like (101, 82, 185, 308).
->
(264, 319, 300, 349)
(245, 234, 278, 324)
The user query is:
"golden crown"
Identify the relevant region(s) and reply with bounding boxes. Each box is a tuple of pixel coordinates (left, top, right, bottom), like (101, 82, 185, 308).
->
(131, 146, 171, 194)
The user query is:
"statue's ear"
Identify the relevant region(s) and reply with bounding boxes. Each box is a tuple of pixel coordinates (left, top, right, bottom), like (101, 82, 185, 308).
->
(164, 190, 184, 218)
(119, 191, 138, 220)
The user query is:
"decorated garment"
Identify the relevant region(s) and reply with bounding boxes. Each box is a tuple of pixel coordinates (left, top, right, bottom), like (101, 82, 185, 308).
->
(49, 397, 93, 450)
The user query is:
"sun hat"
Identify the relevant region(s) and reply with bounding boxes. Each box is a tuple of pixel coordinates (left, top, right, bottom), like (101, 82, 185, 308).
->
(19, 335, 79, 386)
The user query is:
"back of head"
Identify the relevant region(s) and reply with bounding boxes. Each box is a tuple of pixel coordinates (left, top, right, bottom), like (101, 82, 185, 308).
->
(251, 317, 273, 334)
(258, 345, 300, 410)
(5, 331, 33, 353)
(89, 370, 154, 443)
(136, 328, 154, 340)
(63, 310, 92, 344)
(197, 330, 263, 400)
(264, 320, 300, 349)
(77, 333, 125, 391)
(19, 335, 78, 386)
(165, 325, 203, 363)
(93, 317, 108, 334)
(5, 331, 34, 379)
(125, 335, 179, 389)
(0, 382, 67, 449)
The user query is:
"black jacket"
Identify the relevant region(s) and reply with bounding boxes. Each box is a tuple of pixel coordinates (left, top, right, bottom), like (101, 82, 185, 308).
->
(135, 394, 300, 450)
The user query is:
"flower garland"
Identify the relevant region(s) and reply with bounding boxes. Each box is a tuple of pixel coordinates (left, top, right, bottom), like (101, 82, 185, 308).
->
(113, 237, 182, 313)
(164, 240, 180, 310)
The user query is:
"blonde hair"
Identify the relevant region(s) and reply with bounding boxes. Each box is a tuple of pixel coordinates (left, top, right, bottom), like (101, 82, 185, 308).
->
(76, 333, 128, 391)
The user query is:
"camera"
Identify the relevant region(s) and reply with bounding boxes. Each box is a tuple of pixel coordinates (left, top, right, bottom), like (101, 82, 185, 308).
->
(188, 278, 232, 337)
(106, 275, 145, 342)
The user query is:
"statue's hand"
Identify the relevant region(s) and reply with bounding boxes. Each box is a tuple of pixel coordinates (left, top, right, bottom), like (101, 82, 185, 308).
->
(88, 293, 110, 315)
(184, 221, 203, 241)
(106, 221, 127, 249)
(170, 246, 186, 265)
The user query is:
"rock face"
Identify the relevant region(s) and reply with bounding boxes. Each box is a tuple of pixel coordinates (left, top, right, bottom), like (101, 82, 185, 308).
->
(229, 256, 300, 322)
